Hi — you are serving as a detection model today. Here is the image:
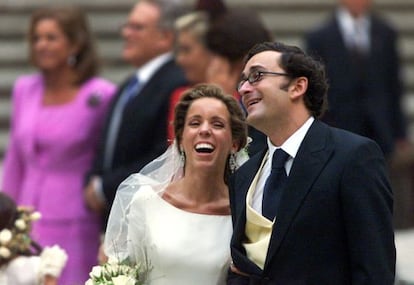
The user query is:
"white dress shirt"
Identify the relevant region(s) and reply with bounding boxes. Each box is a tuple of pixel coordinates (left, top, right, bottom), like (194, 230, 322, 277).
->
(336, 7, 371, 52)
(251, 117, 314, 213)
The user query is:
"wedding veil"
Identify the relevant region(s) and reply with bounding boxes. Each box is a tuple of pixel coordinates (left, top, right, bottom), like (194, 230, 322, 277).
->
(104, 142, 183, 261)
(103, 139, 249, 261)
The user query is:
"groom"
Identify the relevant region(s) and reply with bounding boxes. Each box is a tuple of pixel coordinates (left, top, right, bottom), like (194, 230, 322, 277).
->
(228, 41, 395, 284)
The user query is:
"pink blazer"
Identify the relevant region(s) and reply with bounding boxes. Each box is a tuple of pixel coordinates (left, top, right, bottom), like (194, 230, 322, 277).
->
(2, 74, 116, 220)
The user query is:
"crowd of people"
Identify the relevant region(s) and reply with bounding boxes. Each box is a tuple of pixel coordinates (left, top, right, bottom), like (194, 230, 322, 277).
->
(0, 0, 411, 284)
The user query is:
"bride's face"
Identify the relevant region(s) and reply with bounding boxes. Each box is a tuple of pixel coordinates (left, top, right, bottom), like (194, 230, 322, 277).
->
(181, 97, 238, 173)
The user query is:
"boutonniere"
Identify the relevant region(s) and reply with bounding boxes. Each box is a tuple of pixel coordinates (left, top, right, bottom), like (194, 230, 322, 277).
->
(87, 93, 102, 108)
(236, 136, 252, 166)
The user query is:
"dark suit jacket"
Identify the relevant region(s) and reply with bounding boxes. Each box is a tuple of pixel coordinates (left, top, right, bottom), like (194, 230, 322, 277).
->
(89, 59, 187, 218)
(305, 12, 406, 156)
(228, 120, 395, 285)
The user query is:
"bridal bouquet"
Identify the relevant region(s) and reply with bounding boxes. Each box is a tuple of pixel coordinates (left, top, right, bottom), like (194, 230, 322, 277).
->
(85, 256, 151, 285)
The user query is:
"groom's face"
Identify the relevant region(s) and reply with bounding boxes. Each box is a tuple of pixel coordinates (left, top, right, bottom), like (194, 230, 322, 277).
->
(239, 51, 292, 135)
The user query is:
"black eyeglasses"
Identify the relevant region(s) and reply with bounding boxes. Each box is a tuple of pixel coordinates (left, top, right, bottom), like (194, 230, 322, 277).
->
(120, 22, 153, 32)
(237, 70, 290, 91)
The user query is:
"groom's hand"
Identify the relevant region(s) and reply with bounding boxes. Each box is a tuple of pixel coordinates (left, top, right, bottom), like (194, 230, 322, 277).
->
(84, 178, 106, 214)
(230, 260, 249, 276)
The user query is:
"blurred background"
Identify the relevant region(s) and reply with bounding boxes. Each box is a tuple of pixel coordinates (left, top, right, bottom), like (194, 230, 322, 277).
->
(1, 0, 414, 152)
(0, 0, 413, 155)
(1, 0, 414, 220)
(0, 0, 413, 283)
(0, 0, 414, 222)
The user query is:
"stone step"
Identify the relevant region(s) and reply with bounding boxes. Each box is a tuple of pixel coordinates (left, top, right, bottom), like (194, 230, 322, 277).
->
(0, 67, 132, 93)
(1, 3, 413, 37)
(1, 0, 414, 160)
(0, 130, 9, 158)
(1, 0, 413, 9)
(1, 38, 414, 91)
(2, 34, 414, 62)
(0, 97, 11, 125)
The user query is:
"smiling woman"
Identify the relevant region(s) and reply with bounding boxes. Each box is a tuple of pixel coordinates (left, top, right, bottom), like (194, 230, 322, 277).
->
(28, 6, 100, 87)
(1, 6, 116, 285)
(173, 84, 247, 181)
(104, 83, 248, 285)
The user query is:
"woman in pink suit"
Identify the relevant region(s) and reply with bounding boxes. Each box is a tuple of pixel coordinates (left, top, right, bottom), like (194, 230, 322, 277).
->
(1, 6, 116, 285)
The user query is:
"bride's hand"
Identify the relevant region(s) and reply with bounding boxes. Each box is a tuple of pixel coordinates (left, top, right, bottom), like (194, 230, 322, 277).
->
(84, 178, 106, 214)
(43, 275, 58, 285)
(98, 241, 108, 265)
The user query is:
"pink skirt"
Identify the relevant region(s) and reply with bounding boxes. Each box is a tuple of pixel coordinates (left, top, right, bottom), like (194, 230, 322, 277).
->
(33, 217, 100, 285)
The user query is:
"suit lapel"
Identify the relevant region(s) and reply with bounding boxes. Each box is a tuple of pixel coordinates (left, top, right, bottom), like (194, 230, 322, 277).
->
(231, 150, 267, 275)
(233, 150, 267, 217)
(264, 121, 334, 268)
(369, 17, 383, 62)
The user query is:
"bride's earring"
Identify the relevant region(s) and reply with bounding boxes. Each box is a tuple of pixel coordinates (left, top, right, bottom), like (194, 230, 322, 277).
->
(229, 153, 237, 173)
(67, 54, 77, 66)
(180, 149, 185, 166)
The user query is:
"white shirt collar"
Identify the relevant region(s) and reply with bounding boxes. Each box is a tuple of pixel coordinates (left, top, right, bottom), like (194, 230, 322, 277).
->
(251, 117, 315, 213)
(267, 116, 314, 161)
(336, 7, 370, 49)
(133, 52, 173, 84)
(337, 7, 356, 37)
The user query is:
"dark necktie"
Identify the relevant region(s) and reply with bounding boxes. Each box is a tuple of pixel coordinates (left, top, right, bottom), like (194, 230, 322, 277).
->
(123, 76, 140, 102)
(262, 149, 289, 220)
(103, 76, 140, 170)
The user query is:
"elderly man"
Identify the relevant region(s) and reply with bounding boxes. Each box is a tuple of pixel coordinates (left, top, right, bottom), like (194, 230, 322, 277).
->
(84, 0, 188, 226)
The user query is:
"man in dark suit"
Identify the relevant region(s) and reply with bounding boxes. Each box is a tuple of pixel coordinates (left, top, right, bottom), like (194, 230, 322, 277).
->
(229, 41, 395, 284)
(304, 0, 407, 158)
(84, 0, 187, 224)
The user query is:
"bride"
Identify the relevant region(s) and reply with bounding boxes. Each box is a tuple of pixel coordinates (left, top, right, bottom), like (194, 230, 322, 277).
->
(104, 84, 248, 285)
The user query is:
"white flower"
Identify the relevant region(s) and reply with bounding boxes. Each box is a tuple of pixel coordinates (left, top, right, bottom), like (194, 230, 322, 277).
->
(90, 265, 103, 278)
(107, 256, 120, 265)
(40, 245, 68, 277)
(0, 246, 11, 258)
(234, 136, 252, 169)
(0, 229, 12, 244)
(112, 275, 135, 285)
(235, 148, 249, 166)
(31, 211, 42, 221)
(87, 255, 151, 285)
(41, 245, 68, 262)
(15, 219, 26, 230)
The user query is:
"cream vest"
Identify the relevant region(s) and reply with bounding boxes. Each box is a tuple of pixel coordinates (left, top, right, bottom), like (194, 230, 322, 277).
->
(242, 153, 275, 269)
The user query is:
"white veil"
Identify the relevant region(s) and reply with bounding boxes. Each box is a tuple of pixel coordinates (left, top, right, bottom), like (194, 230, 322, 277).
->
(103, 139, 249, 262)
(104, 142, 183, 261)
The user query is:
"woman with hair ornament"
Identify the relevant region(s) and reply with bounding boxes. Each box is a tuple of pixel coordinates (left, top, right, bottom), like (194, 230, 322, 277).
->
(0, 192, 68, 285)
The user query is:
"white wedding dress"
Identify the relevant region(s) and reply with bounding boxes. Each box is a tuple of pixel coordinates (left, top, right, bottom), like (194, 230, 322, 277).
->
(0, 245, 67, 285)
(0, 256, 42, 285)
(125, 186, 232, 285)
